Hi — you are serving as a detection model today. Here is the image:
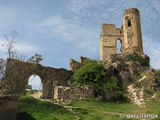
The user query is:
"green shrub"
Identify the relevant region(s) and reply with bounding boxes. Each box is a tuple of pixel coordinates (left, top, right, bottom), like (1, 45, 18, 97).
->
(73, 60, 106, 88)
(136, 55, 149, 67)
(103, 76, 124, 98)
(73, 60, 124, 99)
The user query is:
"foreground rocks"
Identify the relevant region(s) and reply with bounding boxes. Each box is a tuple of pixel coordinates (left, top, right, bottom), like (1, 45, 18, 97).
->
(0, 95, 19, 120)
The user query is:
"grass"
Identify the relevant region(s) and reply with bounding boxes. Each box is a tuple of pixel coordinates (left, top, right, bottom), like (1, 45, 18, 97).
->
(26, 89, 39, 95)
(16, 95, 75, 120)
(68, 100, 141, 120)
(16, 95, 160, 120)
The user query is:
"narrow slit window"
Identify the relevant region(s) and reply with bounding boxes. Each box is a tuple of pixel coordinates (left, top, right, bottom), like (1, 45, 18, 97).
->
(128, 20, 131, 27)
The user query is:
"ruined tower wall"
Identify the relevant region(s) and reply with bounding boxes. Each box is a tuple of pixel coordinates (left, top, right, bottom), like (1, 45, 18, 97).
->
(100, 24, 123, 60)
(100, 8, 143, 61)
(122, 8, 143, 53)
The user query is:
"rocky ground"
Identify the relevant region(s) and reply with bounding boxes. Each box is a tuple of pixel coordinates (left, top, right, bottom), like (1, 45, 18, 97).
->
(102, 52, 160, 107)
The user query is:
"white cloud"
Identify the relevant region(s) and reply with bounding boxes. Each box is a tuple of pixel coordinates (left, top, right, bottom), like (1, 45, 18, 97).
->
(143, 35, 160, 69)
(68, 0, 107, 15)
(31, 16, 99, 54)
(67, 0, 159, 27)
(0, 37, 38, 53)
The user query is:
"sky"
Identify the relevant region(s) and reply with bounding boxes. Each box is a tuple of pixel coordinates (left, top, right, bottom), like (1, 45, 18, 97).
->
(0, 0, 160, 89)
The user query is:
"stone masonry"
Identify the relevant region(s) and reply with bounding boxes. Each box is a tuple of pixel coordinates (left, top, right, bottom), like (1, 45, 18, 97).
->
(1, 58, 73, 98)
(0, 95, 19, 120)
(54, 85, 95, 101)
(69, 56, 90, 71)
(100, 8, 143, 60)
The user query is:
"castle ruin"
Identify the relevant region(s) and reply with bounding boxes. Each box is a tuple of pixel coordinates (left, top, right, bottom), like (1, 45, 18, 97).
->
(100, 8, 143, 60)
(1, 8, 145, 101)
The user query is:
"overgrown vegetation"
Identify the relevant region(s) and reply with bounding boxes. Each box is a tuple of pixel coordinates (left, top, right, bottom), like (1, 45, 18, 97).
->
(131, 74, 143, 84)
(103, 76, 124, 98)
(111, 53, 149, 67)
(143, 89, 155, 99)
(73, 60, 124, 99)
(136, 54, 149, 67)
(155, 71, 160, 86)
(111, 55, 123, 62)
(73, 60, 106, 87)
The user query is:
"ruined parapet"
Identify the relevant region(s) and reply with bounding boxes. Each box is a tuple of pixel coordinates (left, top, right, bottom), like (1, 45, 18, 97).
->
(100, 8, 143, 61)
(0, 95, 19, 120)
(80, 56, 90, 63)
(69, 56, 90, 71)
(69, 59, 82, 71)
(122, 8, 143, 53)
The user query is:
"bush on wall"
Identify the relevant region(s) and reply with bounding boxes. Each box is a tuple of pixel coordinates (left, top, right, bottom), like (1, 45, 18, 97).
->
(73, 60, 124, 99)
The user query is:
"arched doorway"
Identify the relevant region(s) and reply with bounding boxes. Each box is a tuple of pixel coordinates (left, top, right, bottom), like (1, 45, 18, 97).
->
(26, 74, 42, 91)
(116, 40, 122, 54)
(26, 74, 43, 98)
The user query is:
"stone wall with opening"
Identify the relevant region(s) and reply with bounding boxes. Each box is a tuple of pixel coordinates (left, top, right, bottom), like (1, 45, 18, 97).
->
(100, 24, 123, 60)
(1, 58, 73, 98)
(100, 8, 143, 61)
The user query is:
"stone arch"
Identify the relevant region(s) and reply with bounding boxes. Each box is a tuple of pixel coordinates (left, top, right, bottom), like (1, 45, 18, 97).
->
(1, 58, 73, 98)
(27, 74, 42, 90)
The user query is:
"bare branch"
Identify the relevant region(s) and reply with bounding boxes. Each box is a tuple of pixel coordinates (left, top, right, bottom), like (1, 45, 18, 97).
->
(2, 30, 18, 59)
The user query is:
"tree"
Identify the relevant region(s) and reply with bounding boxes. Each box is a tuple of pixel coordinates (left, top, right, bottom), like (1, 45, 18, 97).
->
(73, 60, 106, 87)
(2, 30, 18, 59)
(28, 54, 43, 64)
(0, 30, 27, 91)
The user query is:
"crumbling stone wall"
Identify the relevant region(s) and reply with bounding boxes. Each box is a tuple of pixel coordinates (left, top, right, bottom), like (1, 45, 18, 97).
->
(69, 56, 90, 71)
(100, 8, 143, 60)
(54, 85, 95, 101)
(100, 24, 123, 60)
(0, 95, 19, 120)
(1, 59, 73, 98)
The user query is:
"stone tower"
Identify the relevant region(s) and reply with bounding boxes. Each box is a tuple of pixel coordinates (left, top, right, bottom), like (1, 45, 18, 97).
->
(122, 8, 143, 54)
(100, 8, 143, 61)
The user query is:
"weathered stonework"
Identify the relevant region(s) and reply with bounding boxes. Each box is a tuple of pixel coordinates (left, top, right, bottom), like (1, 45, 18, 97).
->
(69, 56, 90, 71)
(100, 8, 143, 60)
(0, 95, 19, 120)
(54, 85, 95, 101)
(1, 58, 73, 98)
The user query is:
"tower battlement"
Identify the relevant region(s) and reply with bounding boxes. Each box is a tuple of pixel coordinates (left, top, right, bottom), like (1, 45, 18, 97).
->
(100, 8, 143, 60)
(123, 8, 140, 16)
